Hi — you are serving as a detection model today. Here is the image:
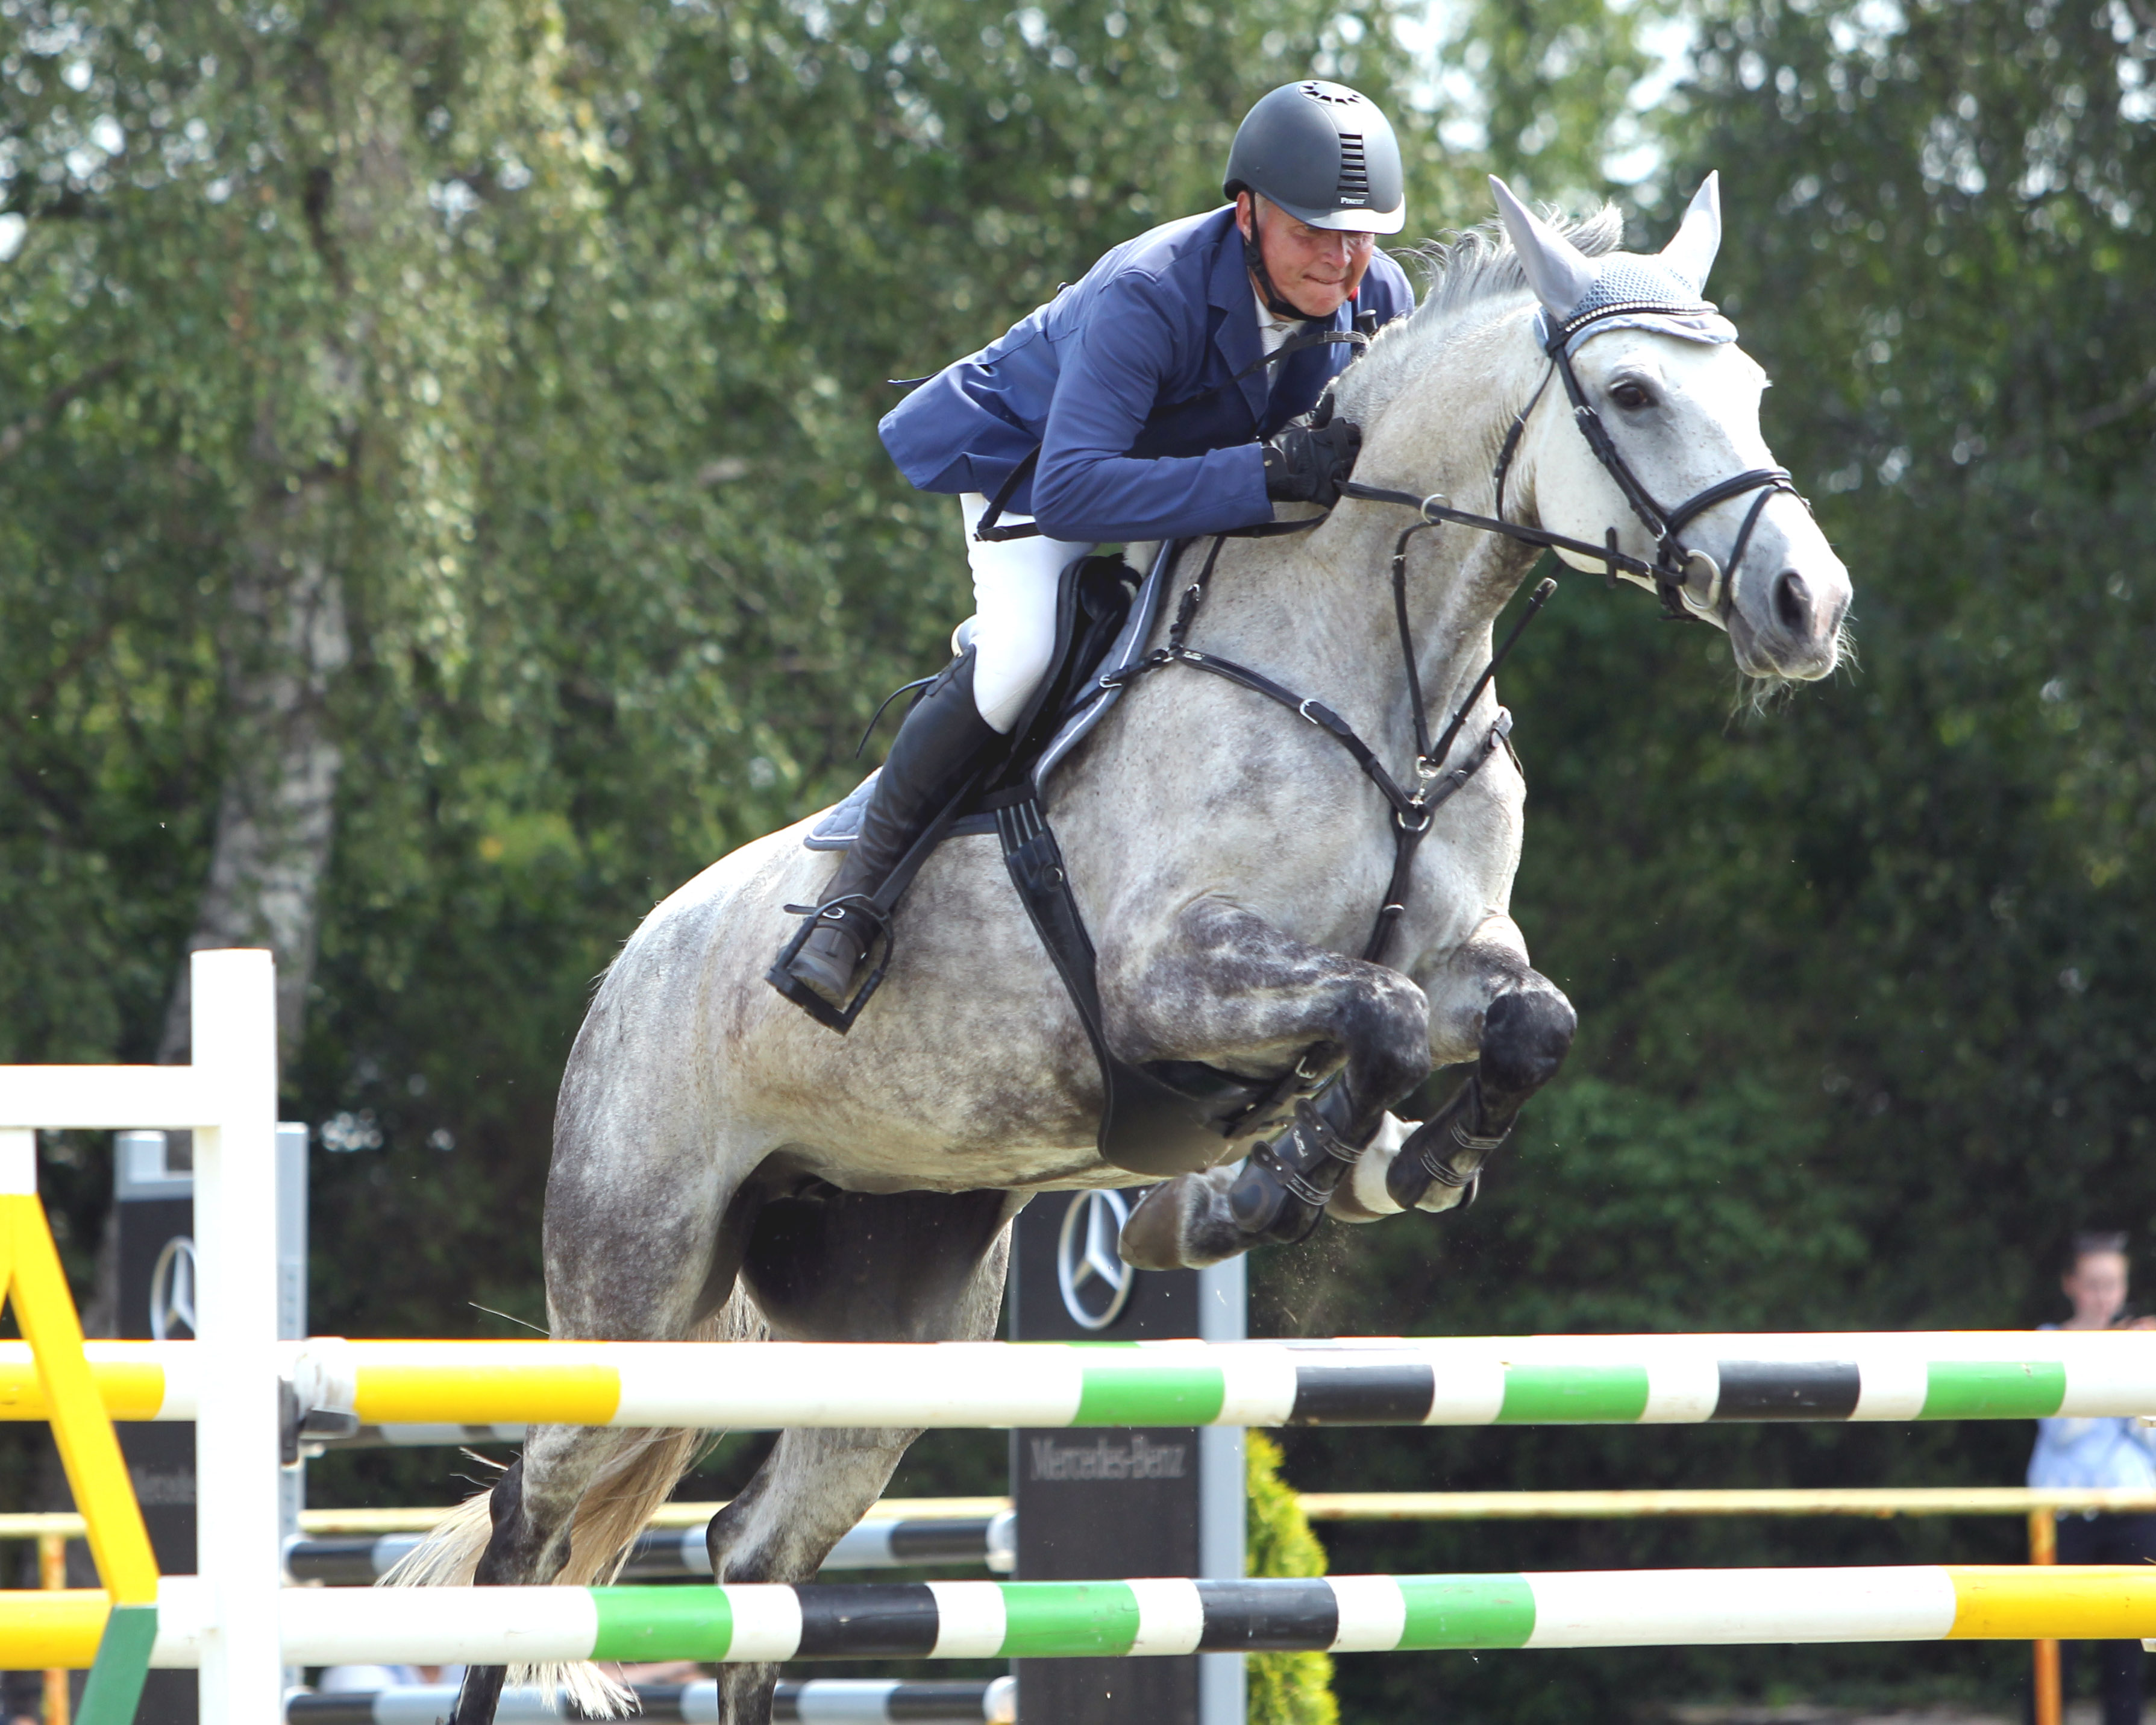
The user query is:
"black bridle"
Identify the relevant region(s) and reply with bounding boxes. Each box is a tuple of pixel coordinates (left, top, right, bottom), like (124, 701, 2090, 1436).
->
(1103, 297, 1809, 982)
(1344, 301, 1803, 624)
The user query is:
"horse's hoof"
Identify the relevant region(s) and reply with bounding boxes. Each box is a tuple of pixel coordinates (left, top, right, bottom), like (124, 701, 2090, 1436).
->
(1118, 1170, 1250, 1269)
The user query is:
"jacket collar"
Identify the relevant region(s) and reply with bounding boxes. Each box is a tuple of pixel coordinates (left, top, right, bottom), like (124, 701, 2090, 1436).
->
(1207, 211, 1272, 427)
(1208, 207, 1352, 427)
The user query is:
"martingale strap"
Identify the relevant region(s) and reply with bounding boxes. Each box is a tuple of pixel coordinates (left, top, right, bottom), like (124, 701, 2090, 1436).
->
(1104, 532, 1549, 967)
(987, 514, 1546, 1172)
(1338, 479, 1663, 585)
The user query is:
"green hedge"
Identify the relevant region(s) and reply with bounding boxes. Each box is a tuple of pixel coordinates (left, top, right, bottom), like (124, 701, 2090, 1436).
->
(1247, 1431, 1337, 1725)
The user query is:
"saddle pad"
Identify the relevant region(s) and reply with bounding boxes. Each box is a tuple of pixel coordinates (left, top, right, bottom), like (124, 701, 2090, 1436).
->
(803, 770, 997, 852)
(801, 542, 1176, 853)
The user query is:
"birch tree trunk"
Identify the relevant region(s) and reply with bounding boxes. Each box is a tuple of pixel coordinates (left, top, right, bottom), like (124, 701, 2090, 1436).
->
(150, 22, 440, 1070)
(155, 484, 349, 1066)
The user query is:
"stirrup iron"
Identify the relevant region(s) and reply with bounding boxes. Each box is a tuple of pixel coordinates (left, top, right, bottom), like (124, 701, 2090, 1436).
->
(767, 895, 895, 1034)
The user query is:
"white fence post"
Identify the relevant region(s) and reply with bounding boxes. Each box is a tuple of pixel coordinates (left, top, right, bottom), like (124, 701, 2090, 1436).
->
(1196, 1254, 1247, 1725)
(187, 949, 281, 1722)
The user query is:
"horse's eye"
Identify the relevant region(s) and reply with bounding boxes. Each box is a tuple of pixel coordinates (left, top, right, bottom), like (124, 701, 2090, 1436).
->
(1609, 379, 1654, 411)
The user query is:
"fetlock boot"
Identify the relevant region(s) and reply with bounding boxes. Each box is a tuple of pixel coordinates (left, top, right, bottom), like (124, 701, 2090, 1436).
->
(769, 652, 1003, 1023)
(1384, 1073, 1510, 1211)
(1224, 1078, 1368, 1247)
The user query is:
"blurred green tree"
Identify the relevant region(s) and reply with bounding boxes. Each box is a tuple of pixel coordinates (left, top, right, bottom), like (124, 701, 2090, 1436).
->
(0, 0, 1413, 1505)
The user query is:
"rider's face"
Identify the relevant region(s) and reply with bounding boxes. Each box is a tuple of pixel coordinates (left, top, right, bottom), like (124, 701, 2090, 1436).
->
(1236, 192, 1377, 319)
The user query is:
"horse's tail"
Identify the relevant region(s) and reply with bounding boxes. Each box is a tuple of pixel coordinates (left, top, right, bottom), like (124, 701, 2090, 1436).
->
(378, 1291, 769, 1718)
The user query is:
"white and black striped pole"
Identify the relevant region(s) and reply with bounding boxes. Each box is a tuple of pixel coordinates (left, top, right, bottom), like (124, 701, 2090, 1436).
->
(284, 1677, 1015, 1724)
(283, 1513, 1018, 1585)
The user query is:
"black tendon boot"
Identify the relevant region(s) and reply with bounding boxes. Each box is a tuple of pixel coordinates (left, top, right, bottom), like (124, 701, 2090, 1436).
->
(1226, 1078, 1366, 1247)
(1384, 1073, 1510, 1212)
(769, 652, 1003, 1028)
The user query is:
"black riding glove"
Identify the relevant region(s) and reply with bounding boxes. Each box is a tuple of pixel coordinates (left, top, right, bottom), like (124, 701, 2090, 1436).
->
(1262, 416, 1362, 507)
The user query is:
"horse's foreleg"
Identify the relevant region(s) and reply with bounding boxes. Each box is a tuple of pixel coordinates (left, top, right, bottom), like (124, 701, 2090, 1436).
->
(1332, 919, 1575, 1220)
(1108, 897, 1433, 1268)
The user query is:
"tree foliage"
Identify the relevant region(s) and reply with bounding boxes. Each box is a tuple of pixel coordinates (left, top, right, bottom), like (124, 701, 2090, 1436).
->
(0, 0, 1406, 1525)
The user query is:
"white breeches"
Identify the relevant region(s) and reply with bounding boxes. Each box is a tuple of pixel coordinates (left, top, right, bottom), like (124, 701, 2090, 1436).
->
(959, 492, 1094, 734)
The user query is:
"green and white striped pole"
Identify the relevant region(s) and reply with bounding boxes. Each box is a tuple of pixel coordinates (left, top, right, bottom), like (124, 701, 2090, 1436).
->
(19, 1568, 2156, 1667)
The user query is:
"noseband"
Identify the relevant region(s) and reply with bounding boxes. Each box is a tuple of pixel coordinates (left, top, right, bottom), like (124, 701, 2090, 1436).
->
(1343, 300, 1807, 624)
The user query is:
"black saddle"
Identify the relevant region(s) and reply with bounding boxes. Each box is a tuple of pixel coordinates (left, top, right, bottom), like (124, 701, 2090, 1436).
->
(806, 545, 1159, 850)
(801, 544, 1298, 1179)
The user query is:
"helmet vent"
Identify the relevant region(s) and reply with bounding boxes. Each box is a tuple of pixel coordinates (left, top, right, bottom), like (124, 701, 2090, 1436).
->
(1337, 133, 1370, 202)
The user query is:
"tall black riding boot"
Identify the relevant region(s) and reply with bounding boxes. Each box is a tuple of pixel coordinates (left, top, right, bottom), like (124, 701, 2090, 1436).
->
(770, 652, 1003, 1023)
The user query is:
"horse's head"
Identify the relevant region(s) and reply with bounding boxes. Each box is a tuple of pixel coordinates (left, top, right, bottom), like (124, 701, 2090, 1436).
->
(1494, 175, 1851, 682)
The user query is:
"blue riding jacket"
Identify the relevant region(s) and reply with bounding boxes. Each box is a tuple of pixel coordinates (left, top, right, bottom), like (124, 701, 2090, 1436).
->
(878, 206, 1415, 544)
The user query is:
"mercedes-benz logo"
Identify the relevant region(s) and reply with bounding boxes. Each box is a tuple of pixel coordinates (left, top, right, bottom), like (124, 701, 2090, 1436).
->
(1056, 1191, 1135, 1331)
(149, 1236, 197, 1342)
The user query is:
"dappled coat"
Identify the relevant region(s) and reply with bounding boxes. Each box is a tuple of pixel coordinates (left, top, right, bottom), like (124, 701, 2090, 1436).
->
(879, 205, 1415, 544)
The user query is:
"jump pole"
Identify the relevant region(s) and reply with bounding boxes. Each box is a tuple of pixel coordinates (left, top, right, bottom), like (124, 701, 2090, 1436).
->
(8, 1484, 2141, 1541)
(286, 1677, 1016, 1725)
(6, 962, 2153, 1715)
(2029, 1509, 2061, 1725)
(11, 1568, 2156, 1667)
(13, 1331, 2155, 1428)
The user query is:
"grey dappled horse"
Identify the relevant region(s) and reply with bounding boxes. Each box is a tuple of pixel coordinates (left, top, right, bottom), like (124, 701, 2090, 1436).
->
(412, 178, 1852, 1724)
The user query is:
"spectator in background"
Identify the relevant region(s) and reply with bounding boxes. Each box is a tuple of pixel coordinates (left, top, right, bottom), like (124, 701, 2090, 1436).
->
(2029, 1230, 2156, 1725)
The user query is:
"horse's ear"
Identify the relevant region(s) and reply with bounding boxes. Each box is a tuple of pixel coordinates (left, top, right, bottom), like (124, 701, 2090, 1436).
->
(1658, 172, 1722, 293)
(1489, 175, 1598, 321)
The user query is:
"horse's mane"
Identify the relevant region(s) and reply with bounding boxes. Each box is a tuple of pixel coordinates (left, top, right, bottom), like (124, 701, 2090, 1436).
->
(1332, 203, 1627, 427)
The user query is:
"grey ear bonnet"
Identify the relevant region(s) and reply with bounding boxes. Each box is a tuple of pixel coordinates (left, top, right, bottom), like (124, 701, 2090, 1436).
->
(1536, 253, 1738, 358)
(1490, 172, 1740, 357)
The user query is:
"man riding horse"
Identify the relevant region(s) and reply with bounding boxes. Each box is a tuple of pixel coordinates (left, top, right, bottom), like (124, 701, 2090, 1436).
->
(771, 78, 1415, 1017)
(424, 113, 1854, 1723)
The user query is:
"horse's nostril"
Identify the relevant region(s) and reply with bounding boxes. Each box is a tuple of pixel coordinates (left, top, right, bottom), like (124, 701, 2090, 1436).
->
(1773, 570, 1811, 636)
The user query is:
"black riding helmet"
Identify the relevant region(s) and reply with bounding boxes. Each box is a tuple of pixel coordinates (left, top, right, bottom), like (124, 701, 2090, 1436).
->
(1223, 80, 1406, 235)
